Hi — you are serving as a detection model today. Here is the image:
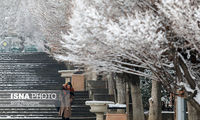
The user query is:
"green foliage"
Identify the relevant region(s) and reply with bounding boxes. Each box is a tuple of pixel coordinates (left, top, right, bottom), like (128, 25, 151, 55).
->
(140, 76, 151, 111)
(140, 76, 170, 111)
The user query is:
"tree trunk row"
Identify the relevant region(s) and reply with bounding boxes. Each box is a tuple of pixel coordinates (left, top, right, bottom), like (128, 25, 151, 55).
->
(109, 73, 200, 120)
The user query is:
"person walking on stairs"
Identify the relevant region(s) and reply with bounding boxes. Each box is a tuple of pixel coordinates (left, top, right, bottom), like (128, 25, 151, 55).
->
(59, 82, 75, 120)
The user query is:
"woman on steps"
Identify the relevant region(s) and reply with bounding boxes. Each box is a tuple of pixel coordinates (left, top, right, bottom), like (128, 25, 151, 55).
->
(59, 82, 75, 120)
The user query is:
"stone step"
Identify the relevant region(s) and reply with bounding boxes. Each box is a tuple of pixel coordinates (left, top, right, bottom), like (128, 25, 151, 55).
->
(0, 107, 57, 111)
(0, 100, 89, 105)
(0, 109, 57, 113)
(71, 105, 91, 110)
(0, 107, 94, 118)
(0, 70, 63, 73)
(0, 117, 62, 120)
(74, 91, 89, 94)
(0, 115, 59, 117)
(0, 63, 64, 67)
(0, 84, 63, 87)
(0, 107, 94, 119)
(0, 59, 58, 63)
(71, 105, 93, 115)
(74, 93, 89, 98)
(0, 75, 64, 78)
(0, 73, 61, 76)
(0, 71, 62, 75)
(0, 82, 63, 85)
(0, 111, 94, 117)
(90, 89, 108, 96)
(0, 77, 63, 80)
(93, 94, 114, 101)
(0, 61, 62, 65)
(0, 112, 59, 116)
(74, 91, 89, 95)
(0, 86, 63, 90)
(73, 97, 90, 100)
(0, 81, 63, 84)
(0, 79, 64, 82)
(72, 100, 88, 105)
(0, 67, 62, 70)
(87, 80, 107, 89)
(71, 112, 95, 117)
(70, 117, 96, 120)
(0, 59, 56, 62)
(0, 106, 89, 110)
(74, 95, 89, 98)
(0, 53, 55, 60)
(0, 93, 86, 97)
(0, 117, 95, 120)
(71, 108, 91, 113)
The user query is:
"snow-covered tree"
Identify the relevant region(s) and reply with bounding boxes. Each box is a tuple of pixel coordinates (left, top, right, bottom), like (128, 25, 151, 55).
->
(55, 0, 162, 77)
(34, 0, 200, 118)
(32, 0, 72, 55)
(53, 1, 165, 120)
(158, 0, 200, 53)
(55, 0, 200, 113)
(156, 0, 200, 117)
(0, 0, 45, 52)
(55, 0, 149, 119)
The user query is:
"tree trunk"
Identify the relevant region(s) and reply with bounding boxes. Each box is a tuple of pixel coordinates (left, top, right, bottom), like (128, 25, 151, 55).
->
(187, 102, 200, 120)
(126, 82, 130, 120)
(107, 73, 114, 95)
(129, 75, 145, 120)
(148, 80, 162, 120)
(116, 75, 126, 113)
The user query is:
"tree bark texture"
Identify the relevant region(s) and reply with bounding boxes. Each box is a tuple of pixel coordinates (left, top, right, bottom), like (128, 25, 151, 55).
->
(107, 73, 114, 95)
(129, 75, 145, 120)
(116, 74, 126, 113)
(148, 80, 162, 120)
(187, 102, 200, 120)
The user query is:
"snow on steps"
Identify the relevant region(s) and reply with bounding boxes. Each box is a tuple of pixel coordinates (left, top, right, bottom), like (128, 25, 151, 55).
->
(0, 53, 95, 120)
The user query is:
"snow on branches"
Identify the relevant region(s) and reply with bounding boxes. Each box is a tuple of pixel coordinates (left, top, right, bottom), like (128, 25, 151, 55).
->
(156, 0, 200, 108)
(36, 0, 200, 109)
(157, 0, 200, 53)
(32, 0, 72, 54)
(55, 0, 166, 78)
(0, 0, 46, 51)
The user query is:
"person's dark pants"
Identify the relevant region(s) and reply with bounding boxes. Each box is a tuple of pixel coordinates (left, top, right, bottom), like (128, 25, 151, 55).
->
(62, 117, 69, 120)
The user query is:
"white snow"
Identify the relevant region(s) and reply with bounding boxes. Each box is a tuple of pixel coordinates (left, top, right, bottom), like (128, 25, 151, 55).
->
(194, 87, 200, 105)
(178, 53, 196, 80)
(144, 111, 175, 114)
(186, 50, 191, 59)
(108, 103, 126, 108)
(179, 82, 194, 93)
(85, 101, 114, 105)
(180, 82, 200, 105)
(149, 97, 153, 102)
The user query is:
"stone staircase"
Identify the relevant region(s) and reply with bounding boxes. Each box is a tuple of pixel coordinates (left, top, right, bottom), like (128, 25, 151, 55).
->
(72, 91, 96, 120)
(0, 52, 95, 120)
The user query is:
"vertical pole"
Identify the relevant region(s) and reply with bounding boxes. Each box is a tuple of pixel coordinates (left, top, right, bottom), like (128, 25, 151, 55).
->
(113, 74, 117, 103)
(126, 82, 129, 120)
(174, 95, 176, 120)
(176, 96, 186, 120)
